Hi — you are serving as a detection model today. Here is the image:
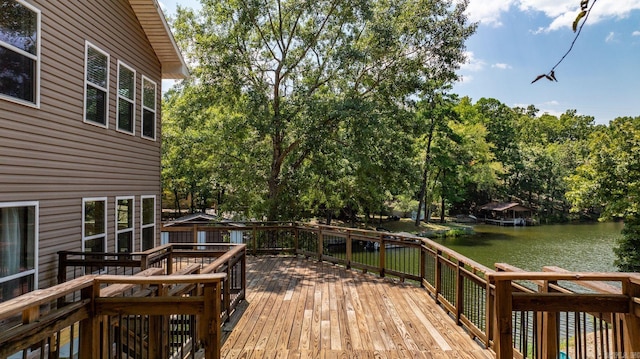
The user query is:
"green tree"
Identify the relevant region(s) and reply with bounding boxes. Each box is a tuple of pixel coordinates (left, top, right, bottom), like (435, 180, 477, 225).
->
(567, 117, 640, 271)
(171, 0, 475, 220)
(413, 94, 457, 225)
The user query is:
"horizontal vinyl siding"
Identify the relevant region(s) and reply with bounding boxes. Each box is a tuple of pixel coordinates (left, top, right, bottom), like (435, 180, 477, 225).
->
(0, 0, 163, 289)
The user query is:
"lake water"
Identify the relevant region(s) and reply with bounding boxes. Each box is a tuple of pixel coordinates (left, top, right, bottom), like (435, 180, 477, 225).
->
(433, 222, 625, 272)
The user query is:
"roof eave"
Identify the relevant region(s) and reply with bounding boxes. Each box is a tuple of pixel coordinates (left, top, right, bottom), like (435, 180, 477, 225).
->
(128, 0, 189, 80)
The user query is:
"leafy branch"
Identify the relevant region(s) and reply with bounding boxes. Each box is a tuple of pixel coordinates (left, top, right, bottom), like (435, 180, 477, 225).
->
(532, 0, 598, 84)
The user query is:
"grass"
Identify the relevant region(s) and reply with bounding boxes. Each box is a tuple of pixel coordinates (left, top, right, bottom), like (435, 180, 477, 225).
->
(376, 218, 474, 237)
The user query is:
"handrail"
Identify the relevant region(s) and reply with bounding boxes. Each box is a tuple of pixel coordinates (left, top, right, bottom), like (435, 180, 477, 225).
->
(0, 272, 227, 359)
(0, 276, 95, 319)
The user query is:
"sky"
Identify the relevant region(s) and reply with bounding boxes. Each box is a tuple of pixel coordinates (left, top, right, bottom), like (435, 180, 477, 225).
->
(159, 0, 640, 125)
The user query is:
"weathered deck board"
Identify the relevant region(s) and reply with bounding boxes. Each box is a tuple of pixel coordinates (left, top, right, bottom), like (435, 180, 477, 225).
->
(222, 256, 494, 359)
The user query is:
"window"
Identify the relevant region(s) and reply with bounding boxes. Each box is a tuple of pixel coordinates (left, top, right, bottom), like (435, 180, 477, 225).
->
(117, 61, 135, 134)
(82, 198, 106, 253)
(116, 197, 134, 253)
(0, 0, 40, 106)
(141, 195, 155, 250)
(0, 202, 38, 303)
(84, 42, 109, 127)
(141, 76, 156, 140)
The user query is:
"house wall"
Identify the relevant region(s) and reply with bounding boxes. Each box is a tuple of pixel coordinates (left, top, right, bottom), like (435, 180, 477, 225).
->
(0, 0, 163, 289)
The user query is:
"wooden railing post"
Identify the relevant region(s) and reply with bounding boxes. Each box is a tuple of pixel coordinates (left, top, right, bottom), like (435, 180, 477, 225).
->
(200, 281, 222, 359)
(346, 232, 352, 269)
(79, 284, 99, 358)
(252, 224, 257, 255)
(622, 277, 640, 354)
(57, 251, 68, 284)
(486, 279, 494, 350)
(224, 261, 231, 319)
(493, 278, 513, 359)
(318, 228, 324, 261)
(241, 247, 247, 301)
(434, 250, 442, 304)
(419, 247, 426, 288)
(455, 260, 464, 324)
(540, 280, 558, 359)
(379, 234, 385, 278)
(294, 226, 299, 254)
(166, 246, 174, 275)
(149, 284, 168, 359)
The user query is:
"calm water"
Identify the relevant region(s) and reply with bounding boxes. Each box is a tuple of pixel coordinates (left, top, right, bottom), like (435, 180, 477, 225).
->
(433, 222, 625, 272)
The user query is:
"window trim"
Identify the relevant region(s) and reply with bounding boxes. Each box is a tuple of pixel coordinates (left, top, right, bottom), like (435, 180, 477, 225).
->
(0, 0, 41, 108)
(140, 195, 156, 251)
(0, 201, 39, 291)
(116, 61, 136, 135)
(115, 196, 135, 253)
(82, 197, 107, 253)
(83, 41, 110, 128)
(141, 75, 157, 141)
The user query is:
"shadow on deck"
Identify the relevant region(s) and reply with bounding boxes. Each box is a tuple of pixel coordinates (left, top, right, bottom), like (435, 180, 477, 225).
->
(222, 255, 494, 358)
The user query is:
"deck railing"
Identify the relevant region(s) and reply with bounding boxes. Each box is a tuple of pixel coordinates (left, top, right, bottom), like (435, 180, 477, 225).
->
(0, 272, 226, 359)
(6, 243, 249, 359)
(58, 243, 246, 324)
(161, 221, 640, 358)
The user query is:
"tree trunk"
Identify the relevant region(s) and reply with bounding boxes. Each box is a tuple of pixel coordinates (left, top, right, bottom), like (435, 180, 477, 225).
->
(415, 122, 436, 226)
(440, 170, 446, 223)
(416, 166, 428, 226)
(173, 188, 181, 216)
(440, 197, 446, 224)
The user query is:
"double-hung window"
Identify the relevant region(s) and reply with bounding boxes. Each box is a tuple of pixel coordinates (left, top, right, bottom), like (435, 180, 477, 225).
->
(84, 42, 109, 127)
(82, 198, 106, 253)
(141, 76, 157, 140)
(0, 0, 40, 107)
(116, 197, 134, 252)
(0, 202, 38, 303)
(141, 196, 155, 250)
(117, 61, 135, 134)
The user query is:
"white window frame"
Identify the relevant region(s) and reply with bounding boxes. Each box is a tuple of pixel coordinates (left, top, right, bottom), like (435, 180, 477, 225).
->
(82, 197, 107, 253)
(141, 76, 157, 141)
(0, 0, 41, 108)
(0, 201, 39, 295)
(83, 41, 110, 128)
(140, 195, 156, 250)
(115, 196, 135, 253)
(116, 61, 136, 135)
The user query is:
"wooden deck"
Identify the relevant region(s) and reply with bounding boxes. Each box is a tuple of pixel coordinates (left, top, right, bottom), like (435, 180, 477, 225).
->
(221, 256, 494, 358)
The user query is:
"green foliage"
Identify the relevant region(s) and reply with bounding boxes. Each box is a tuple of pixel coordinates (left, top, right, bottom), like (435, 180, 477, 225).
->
(567, 116, 640, 271)
(567, 117, 640, 219)
(166, 0, 475, 220)
(615, 216, 640, 272)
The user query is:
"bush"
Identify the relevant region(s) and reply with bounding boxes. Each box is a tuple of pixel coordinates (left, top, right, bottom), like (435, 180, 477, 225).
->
(614, 216, 640, 272)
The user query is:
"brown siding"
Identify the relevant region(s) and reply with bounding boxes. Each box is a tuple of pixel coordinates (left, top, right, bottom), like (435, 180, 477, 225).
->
(0, 0, 164, 289)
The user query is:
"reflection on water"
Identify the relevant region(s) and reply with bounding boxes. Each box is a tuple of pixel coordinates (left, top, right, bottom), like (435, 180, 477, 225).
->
(433, 222, 624, 272)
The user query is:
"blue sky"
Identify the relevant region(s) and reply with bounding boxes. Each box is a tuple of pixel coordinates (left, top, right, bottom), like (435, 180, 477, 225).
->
(160, 0, 640, 125)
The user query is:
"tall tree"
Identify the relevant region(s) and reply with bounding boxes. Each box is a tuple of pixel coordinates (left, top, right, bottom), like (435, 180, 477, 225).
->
(171, 0, 475, 220)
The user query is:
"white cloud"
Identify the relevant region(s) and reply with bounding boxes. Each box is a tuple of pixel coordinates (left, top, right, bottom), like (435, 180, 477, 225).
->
(465, 0, 516, 26)
(606, 32, 617, 42)
(633, 30, 640, 36)
(460, 51, 486, 72)
(466, 0, 640, 32)
(492, 63, 512, 70)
